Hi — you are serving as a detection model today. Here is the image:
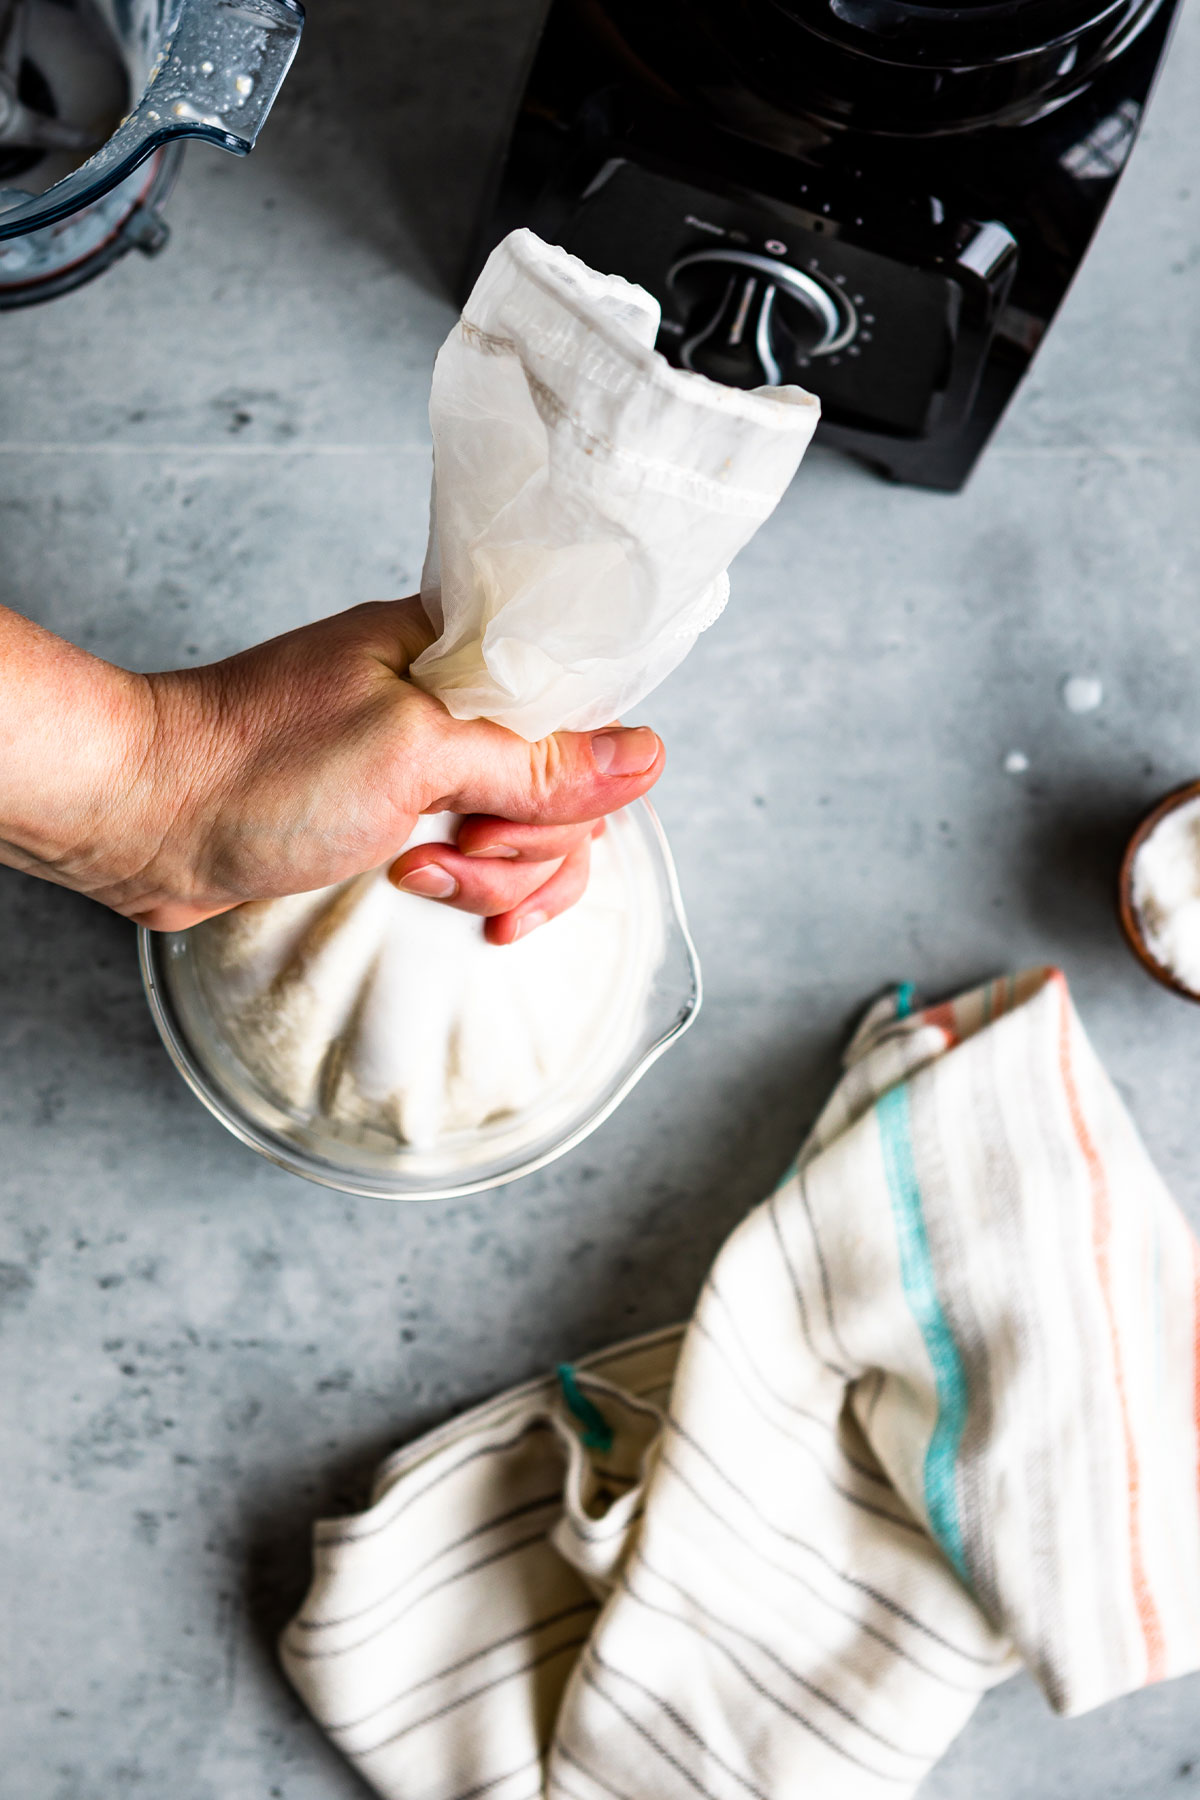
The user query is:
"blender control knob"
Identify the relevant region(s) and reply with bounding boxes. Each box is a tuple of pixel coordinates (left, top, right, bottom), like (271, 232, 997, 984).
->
(669, 250, 855, 387)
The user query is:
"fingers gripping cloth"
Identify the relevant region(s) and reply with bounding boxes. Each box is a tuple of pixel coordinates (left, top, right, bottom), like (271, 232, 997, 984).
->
(283, 968, 1200, 1798)
(409, 228, 821, 741)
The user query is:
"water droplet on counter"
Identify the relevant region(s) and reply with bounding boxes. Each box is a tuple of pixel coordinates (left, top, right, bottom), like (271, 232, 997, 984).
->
(1061, 674, 1103, 714)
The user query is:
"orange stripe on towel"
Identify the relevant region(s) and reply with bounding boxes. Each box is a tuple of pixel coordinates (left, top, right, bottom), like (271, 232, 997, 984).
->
(1192, 1239, 1200, 1518)
(922, 1001, 960, 1048)
(1056, 974, 1166, 1681)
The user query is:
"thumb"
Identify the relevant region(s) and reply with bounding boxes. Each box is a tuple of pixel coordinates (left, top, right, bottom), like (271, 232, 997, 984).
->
(417, 714, 665, 826)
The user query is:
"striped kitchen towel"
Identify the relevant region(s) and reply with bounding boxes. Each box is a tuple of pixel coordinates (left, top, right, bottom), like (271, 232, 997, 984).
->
(282, 966, 1200, 1799)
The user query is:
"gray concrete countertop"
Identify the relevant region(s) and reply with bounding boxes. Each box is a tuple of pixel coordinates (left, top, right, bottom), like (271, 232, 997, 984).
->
(1, 1, 1198, 1793)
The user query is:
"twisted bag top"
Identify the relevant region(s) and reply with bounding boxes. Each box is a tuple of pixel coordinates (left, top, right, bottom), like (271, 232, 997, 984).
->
(410, 229, 820, 740)
(282, 968, 1200, 1798)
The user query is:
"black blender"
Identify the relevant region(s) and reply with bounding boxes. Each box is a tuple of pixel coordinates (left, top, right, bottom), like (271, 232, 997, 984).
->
(477, 0, 1182, 488)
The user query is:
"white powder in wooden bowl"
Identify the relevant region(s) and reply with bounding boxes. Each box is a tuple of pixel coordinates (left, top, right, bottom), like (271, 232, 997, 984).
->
(1131, 795, 1200, 994)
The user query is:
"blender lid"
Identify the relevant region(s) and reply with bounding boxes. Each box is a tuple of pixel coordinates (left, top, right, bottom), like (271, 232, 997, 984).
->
(762, 0, 1152, 65)
(0, 0, 303, 240)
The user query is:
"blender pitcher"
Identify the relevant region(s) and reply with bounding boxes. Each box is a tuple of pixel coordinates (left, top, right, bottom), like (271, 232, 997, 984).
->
(0, 0, 303, 300)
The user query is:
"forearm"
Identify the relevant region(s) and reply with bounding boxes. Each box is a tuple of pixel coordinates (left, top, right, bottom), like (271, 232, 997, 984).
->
(0, 604, 155, 884)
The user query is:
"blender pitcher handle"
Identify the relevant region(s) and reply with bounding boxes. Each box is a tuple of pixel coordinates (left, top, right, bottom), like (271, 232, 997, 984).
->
(0, 0, 304, 239)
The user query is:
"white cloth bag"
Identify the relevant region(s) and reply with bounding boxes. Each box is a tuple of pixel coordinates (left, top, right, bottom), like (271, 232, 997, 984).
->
(410, 229, 820, 740)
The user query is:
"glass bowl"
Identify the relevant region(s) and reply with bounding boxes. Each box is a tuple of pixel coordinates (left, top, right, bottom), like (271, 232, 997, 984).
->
(139, 800, 701, 1200)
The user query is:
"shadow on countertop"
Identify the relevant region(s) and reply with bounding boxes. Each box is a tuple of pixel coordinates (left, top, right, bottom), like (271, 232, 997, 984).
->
(1015, 769, 1179, 970)
(259, 0, 546, 299)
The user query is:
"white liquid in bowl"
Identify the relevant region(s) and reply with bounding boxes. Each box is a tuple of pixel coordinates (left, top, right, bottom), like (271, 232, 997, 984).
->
(141, 802, 699, 1199)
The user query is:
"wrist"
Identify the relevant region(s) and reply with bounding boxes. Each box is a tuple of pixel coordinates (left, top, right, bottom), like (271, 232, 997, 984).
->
(0, 607, 160, 890)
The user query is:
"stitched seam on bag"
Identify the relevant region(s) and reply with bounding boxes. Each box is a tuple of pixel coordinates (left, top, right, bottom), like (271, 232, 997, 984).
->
(460, 313, 813, 432)
(694, 575, 730, 635)
(527, 374, 776, 516)
(459, 320, 784, 516)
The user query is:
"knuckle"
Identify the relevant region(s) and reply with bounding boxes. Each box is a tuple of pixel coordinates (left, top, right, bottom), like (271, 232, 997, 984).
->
(524, 732, 592, 820)
(464, 874, 510, 918)
(525, 734, 565, 810)
(401, 697, 454, 795)
(465, 860, 537, 917)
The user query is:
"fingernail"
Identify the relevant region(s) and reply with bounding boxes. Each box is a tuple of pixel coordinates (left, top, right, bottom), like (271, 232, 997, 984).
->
(397, 866, 458, 900)
(463, 844, 520, 859)
(591, 727, 659, 776)
(512, 910, 548, 941)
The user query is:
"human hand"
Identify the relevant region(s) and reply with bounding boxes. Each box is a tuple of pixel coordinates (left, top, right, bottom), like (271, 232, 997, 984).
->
(0, 598, 664, 941)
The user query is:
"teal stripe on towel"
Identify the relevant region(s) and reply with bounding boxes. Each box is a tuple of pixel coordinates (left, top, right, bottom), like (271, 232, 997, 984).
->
(877, 1083, 970, 1582)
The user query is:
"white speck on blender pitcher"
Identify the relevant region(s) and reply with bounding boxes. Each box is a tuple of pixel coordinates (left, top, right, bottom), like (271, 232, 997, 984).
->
(172, 99, 224, 124)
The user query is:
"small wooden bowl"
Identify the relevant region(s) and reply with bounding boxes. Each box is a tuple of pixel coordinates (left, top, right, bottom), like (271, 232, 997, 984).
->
(1118, 778, 1200, 1003)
